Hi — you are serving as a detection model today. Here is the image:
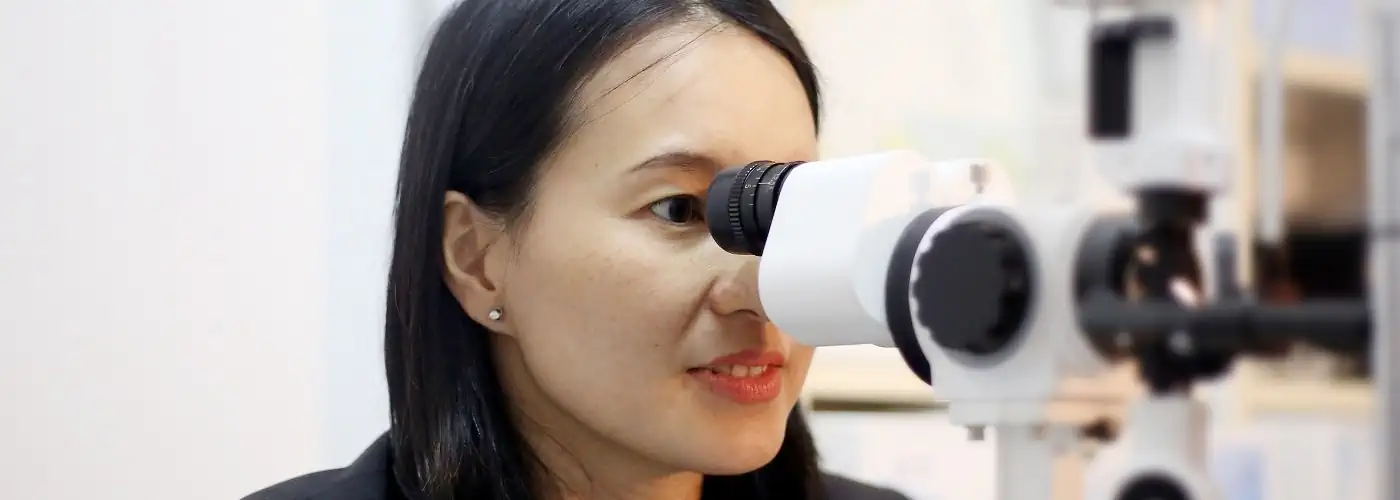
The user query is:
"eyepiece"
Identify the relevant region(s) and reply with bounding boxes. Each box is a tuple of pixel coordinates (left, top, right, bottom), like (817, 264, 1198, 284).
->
(706, 160, 805, 256)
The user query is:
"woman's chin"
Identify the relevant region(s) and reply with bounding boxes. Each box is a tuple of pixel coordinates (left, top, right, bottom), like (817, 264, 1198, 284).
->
(683, 435, 786, 476)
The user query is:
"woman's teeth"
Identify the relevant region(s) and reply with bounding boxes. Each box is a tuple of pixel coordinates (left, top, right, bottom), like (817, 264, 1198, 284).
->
(707, 365, 770, 378)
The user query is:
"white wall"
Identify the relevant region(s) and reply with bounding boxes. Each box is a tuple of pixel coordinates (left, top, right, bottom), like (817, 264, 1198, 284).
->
(785, 0, 1102, 203)
(323, 0, 432, 469)
(0, 1, 427, 498)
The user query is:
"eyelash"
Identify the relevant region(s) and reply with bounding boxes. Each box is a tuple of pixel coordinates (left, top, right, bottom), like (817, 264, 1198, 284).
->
(647, 195, 706, 226)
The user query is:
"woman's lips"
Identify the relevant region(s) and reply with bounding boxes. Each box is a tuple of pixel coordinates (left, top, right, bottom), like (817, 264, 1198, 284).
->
(687, 364, 783, 404)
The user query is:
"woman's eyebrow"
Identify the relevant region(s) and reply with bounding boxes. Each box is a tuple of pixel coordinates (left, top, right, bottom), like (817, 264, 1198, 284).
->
(627, 150, 725, 174)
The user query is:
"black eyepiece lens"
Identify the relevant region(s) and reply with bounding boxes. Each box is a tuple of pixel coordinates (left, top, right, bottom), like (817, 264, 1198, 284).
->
(706, 161, 804, 256)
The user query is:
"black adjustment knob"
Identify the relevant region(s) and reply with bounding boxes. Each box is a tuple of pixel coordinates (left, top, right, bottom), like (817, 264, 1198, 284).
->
(914, 219, 1033, 356)
(1117, 475, 1189, 500)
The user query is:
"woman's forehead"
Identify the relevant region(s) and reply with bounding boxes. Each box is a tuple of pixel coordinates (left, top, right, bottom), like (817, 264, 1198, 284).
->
(559, 23, 816, 170)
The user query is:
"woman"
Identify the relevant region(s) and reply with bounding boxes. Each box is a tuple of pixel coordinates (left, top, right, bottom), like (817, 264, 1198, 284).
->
(248, 0, 911, 499)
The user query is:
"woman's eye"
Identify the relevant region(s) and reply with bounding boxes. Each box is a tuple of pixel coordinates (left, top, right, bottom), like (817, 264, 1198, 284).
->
(648, 195, 705, 225)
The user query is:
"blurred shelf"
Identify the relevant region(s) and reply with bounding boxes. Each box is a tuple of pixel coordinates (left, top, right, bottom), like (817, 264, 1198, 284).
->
(1242, 379, 1372, 417)
(1247, 48, 1367, 95)
(802, 345, 936, 406)
(801, 346, 1140, 411)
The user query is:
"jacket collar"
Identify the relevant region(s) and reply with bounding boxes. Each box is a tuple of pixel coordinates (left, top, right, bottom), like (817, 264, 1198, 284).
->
(343, 431, 407, 500)
(346, 431, 394, 474)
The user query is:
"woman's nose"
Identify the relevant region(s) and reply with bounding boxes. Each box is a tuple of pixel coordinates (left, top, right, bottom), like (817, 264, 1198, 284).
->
(707, 256, 768, 322)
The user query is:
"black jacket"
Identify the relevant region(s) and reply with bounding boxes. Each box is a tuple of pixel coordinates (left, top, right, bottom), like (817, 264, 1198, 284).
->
(244, 432, 909, 500)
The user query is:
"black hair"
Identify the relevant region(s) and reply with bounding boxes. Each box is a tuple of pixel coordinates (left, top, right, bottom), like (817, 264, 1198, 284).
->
(384, 1, 823, 499)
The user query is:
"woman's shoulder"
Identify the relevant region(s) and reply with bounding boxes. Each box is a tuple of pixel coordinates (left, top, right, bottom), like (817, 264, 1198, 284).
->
(242, 468, 386, 500)
(820, 473, 913, 500)
(244, 470, 909, 500)
(241, 434, 398, 500)
(241, 432, 910, 500)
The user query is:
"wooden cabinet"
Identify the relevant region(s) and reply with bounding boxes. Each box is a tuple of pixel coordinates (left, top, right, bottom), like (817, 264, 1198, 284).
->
(1225, 0, 1372, 424)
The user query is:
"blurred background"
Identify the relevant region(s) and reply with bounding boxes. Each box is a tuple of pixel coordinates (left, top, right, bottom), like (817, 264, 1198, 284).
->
(0, 0, 1374, 499)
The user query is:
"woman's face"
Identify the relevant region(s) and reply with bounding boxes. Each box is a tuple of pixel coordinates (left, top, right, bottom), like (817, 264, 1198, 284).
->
(444, 21, 819, 486)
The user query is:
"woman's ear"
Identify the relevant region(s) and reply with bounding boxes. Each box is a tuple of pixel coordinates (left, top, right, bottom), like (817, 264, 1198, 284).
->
(442, 191, 512, 332)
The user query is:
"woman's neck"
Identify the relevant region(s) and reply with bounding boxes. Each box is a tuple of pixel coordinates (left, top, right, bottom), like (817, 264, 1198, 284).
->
(493, 338, 704, 500)
(522, 426, 704, 500)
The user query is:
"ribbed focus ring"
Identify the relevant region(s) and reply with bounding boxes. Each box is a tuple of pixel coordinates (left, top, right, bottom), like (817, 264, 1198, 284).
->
(726, 161, 767, 253)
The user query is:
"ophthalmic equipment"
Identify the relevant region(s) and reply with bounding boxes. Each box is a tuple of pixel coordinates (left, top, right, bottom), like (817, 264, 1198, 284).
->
(704, 0, 1397, 499)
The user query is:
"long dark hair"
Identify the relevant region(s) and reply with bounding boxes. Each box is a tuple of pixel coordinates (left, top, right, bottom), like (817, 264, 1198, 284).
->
(384, 1, 823, 499)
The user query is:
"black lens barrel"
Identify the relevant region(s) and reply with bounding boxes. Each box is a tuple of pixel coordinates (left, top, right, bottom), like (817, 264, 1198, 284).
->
(706, 161, 805, 256)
